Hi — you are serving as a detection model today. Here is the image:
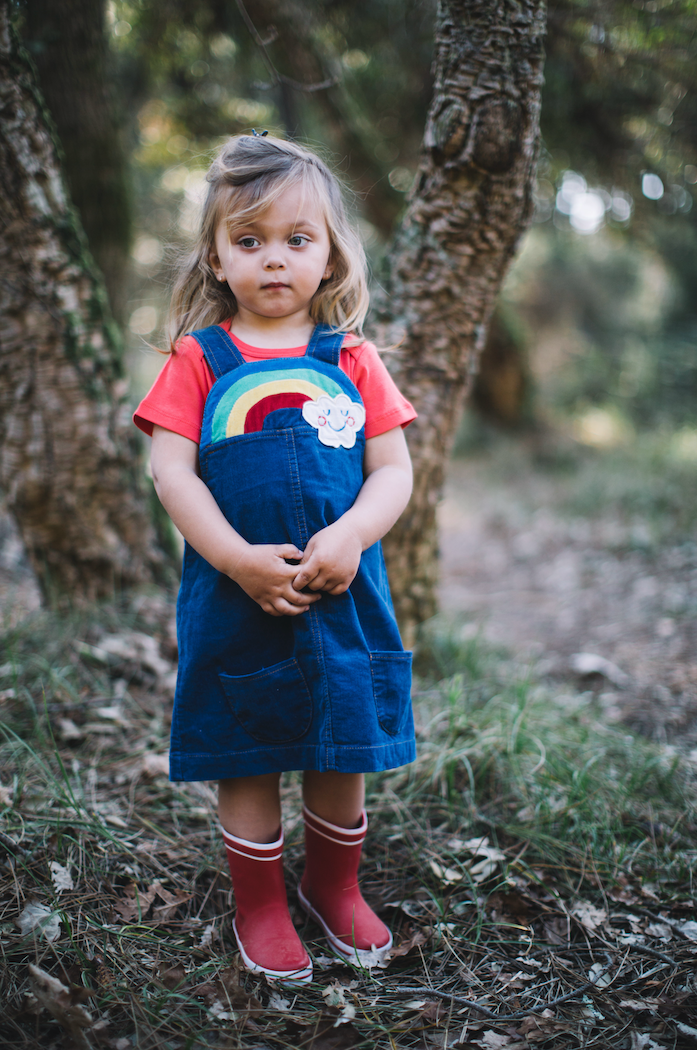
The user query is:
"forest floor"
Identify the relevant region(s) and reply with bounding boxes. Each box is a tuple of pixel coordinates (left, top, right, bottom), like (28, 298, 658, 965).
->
(439, 433, 697, 752)
(1, 432, 696, 1049)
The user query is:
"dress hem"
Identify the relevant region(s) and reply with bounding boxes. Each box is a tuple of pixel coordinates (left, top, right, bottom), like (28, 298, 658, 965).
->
(169, 741, 417, 782)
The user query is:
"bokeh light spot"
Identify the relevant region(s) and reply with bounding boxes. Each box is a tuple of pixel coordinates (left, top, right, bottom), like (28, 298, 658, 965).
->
(642, 173, 664, 200)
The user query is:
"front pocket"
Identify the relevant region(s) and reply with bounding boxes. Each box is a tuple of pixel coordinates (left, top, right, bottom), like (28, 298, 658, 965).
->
(219, 658, 313, 743)
(370, 650, 413, 736)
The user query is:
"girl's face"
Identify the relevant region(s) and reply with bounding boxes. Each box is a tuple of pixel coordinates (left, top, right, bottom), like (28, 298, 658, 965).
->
(210, 182, 333, 331)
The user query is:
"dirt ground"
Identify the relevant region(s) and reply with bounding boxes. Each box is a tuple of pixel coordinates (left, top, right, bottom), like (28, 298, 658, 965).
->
(439, 452, 697, 750)
(2, 446, 696, 749)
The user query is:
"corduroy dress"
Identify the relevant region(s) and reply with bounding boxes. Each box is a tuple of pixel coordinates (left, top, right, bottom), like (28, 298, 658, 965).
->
(169, 323, 415, 782)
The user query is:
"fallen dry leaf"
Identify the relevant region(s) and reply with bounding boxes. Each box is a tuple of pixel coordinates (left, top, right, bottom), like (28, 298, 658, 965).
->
(57, 718, 84, 742)
(151, 883, 192, 922)
(570, 900, 608, 933)
(115, 880, 191, 923)
(386, 926, 429, 959)
(28, 965, 93, 1050)
(620, 998, 662, 1012)
(430, 859, 463, 884)
(645, 922, 673, 941)
(17, 901, 62, 941)
(49, 861, 74, 894)
(675, 919, 697, 941)
(114, 882, 159, 922)
(515, 1011, 570, 1043)
(570, 652, 630, 687)
(141, 752, 170, 777)
(93, 631, 173, 677)
(629, 1034, 668, 1050)
(157, 962, 187, 989)
(476, 1032, 518, 1048)
(541, 916, 568, 945)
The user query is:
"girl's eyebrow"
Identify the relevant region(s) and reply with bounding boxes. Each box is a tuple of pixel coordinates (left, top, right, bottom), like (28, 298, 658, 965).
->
(229, 216, 322, 234)
(290, 217, 321, 230)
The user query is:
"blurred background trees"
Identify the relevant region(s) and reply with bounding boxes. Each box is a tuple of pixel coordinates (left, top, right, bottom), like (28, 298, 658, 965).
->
(6, 0, 697, 615)
(17, 0, 697, 419)
(52, 0, 693, 437)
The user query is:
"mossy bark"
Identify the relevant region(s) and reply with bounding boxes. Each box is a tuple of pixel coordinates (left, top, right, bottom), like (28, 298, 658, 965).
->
(0, 5, 164, 602)
(376, 0, 546, 640)
(22, 0, 132, 323)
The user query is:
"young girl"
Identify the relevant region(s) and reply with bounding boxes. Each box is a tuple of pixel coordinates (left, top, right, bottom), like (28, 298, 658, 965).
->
(134, 133, 416, 983)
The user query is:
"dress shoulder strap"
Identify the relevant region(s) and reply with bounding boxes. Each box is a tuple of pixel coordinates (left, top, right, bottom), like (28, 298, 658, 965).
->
(304, 324, 345, 366)
(188, 325, 245, 378)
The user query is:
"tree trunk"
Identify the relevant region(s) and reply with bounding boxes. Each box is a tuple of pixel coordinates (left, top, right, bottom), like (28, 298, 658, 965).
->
(472, 307, 530, 426)
(21, 0, 132, 322)
(377, 0, 546, 641)
(0, 5, 164, 603)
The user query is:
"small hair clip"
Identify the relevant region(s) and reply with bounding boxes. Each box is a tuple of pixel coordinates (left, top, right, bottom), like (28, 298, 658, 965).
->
(251, 129, 268, 137)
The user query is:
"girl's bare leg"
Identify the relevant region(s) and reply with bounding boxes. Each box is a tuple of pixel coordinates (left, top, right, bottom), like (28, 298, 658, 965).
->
(218, 773, 282, 843)
(302, 770, 365, 828)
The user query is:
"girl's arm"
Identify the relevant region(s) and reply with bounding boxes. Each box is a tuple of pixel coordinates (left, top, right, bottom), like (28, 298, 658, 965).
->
(150, 425, 320, 616)
(292, 425, 413, 595)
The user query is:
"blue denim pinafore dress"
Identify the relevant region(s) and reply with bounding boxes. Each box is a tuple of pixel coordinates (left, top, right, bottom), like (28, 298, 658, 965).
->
(169, 323, 415, 781)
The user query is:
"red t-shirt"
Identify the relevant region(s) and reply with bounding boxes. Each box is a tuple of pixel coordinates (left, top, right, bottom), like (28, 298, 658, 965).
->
(134, 320, 416, 443)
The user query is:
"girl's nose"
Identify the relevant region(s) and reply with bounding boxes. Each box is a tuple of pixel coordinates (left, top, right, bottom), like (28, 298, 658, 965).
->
(263, 252, 285, 270)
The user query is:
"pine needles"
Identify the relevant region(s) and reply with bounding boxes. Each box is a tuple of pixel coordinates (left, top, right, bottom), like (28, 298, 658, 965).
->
(1, 598, 696, 1048)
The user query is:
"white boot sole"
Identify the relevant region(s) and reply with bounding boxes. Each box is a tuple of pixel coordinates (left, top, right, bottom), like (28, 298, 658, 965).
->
(233, 917, 313, 983)
(297, 884, 393, 967)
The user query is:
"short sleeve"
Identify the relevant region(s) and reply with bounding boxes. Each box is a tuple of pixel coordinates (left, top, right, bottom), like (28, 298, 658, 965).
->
(133, 337, 216, 444)
(343, 341, 417, 440)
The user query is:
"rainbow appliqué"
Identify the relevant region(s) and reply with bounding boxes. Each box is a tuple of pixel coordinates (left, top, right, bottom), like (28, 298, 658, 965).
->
(209, 366, 362, 444)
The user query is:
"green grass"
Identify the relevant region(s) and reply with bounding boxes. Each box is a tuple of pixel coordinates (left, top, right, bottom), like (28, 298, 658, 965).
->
(2, 598, 696, 1047)
(402, 619, 697, 892)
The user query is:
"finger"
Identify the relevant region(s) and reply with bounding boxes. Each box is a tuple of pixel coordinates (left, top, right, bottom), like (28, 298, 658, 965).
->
(272, 595, 319, 616)
(286, 588, 321, 606)
(261, 596, 306, 616)
(305, 575, 330, 592)
(292, 564, 321, 591)
(277, 543, 304, 560)
(326, 580, 351, 595)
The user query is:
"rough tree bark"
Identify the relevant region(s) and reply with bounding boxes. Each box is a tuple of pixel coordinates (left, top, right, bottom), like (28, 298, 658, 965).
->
(22, 0, 132, 323)
(0, 5, 164, 602)
(377, 0, 546, 639)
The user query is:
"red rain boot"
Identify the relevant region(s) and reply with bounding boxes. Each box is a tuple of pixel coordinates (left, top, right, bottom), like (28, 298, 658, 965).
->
(298, 806, 392, 964)
(222, 826, 312, 983)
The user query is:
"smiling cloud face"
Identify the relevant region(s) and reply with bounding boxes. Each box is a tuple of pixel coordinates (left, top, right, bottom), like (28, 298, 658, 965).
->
(302, 393, 366, 448)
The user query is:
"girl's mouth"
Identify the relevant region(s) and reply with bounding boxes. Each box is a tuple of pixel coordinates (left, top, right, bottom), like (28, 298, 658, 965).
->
(263, 282, 288, 289)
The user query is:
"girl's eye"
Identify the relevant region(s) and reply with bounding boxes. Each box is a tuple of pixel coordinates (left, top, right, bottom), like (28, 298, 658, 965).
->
(238, 236, 259, 249)
(289, 234, 309, 247)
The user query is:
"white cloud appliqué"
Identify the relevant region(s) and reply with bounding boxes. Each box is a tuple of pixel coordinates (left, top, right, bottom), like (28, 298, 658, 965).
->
(302, 393, 365, 449)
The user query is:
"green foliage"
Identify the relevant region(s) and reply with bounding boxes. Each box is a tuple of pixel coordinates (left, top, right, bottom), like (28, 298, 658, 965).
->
(544, 0, 697, 193)
(401, 619, 697, 889)
(510, 222, 697, 429)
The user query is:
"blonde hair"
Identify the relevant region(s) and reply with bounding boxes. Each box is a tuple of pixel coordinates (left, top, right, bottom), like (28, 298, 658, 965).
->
(167, 134, 370, 348)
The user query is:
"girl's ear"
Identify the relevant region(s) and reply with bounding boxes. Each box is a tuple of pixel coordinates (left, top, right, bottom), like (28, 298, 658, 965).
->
(209, 249, 227, 284)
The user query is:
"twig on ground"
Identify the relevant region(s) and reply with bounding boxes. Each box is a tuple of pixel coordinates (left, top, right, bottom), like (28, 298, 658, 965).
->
(389, 980, 595, 1022)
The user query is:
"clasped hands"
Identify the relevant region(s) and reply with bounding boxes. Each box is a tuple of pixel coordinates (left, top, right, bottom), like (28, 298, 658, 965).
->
(228, 520, 363, 617)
